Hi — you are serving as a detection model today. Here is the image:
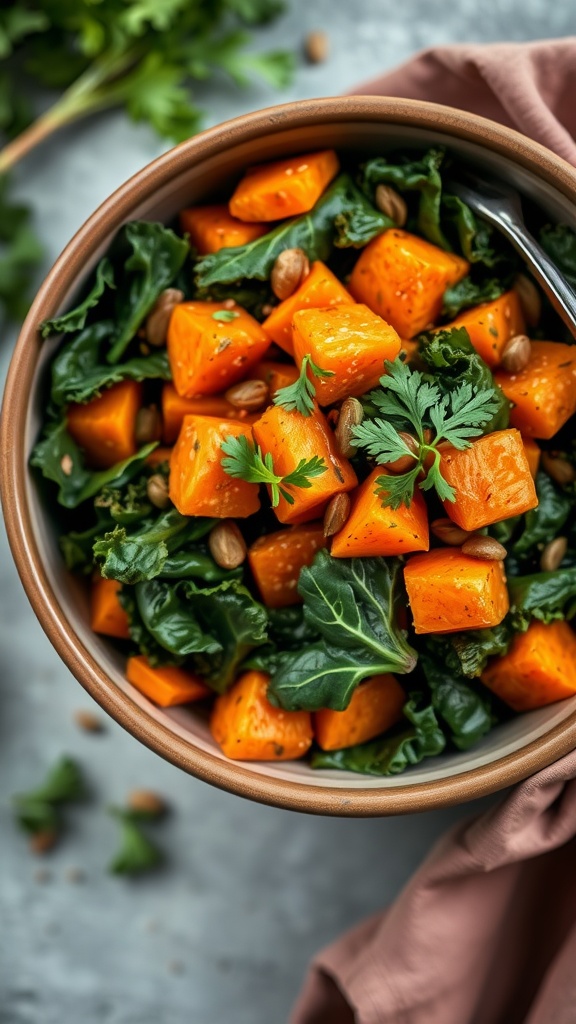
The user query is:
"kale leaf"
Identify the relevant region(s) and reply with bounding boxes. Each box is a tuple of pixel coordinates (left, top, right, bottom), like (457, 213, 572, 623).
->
(419, 327, 510, 433)
(419, 645, 496, 748)
(539, 224, 576, 290)
(360, 148, 448, 248)
(508, 568, 576, 631)
(94, 510, 213, 585)
(269, 552, 416, 711)
(512, 471, 573, 559)
(194, 174, 390, 289)
(441, 277, 506, 319)
(447, 623, 513, 678)
(41, 258, 115, 337)
(312, 696, 446, 776)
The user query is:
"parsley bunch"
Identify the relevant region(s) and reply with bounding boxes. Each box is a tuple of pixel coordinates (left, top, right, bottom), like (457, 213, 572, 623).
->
(0, 0, 293, 323)
(353, 357, 500, 509)
(221, 433, 326, 506)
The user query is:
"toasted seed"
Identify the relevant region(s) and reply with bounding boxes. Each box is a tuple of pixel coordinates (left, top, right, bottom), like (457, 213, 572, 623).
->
(145, 288, 184, 347)
(60, 454, 73, 476)
(335, 397, 363, 457)
(261, 304, 274, 317)
(385, 431, 419, 473)
(431, 518, 472, 546)
(208, 520, 247, 569)
(324, 492, 351, 538)
(225, 379, 269, 412)
(541, 451, 576, 485)
(500, 333, 531, 373)
(127, 789, 167, 817)
(514, 273, 541, 328)
(271, 248, 310, 301)
(30, 830, 57, 855)
(375, 185, 407, 228)
(135, 406, 162, 446)
(304, 30, 329, 63)
(461, 536, 507, 561)
(73, 709, 103, 733)
(146, 474, 171, 509)
(540, 536, 568, 572)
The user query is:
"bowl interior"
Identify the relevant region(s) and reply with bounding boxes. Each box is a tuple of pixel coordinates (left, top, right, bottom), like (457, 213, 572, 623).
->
(22, 113, 576, 804)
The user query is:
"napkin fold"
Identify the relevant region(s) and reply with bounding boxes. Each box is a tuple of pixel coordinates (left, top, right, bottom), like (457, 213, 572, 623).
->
(291, 37, 576, 1024)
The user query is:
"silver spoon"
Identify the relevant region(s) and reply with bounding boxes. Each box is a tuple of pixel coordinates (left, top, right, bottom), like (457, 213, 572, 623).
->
(446, 172, 576, 339)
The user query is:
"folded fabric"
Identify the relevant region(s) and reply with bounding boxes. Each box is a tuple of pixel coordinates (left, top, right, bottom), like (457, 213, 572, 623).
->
(291, 37, 576, 1024)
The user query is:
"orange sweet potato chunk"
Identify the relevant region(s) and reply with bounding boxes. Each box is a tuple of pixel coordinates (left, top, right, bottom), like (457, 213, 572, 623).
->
(67, 380, 141, 469)
(167, 301, 271, 398)
(251, 360, 300, 395)
(126, 655, 210, 707)
(90, 578, 131, 640)
(331, 468, 429, 558)
(169, 415, 260, 518)
(262, 261, 354, 353)
(494, 341, 576, 439)
(404, 548, 510, 634)
(161, 383, 258, 442)
(349, 229, 469, 338)
(432, 290, 525, 368)
(229, 150, 340, 222)
(292, 303, 401, 404)
(210, 671, 313, 760)
(481, 620, 576, 712)
(522, 436, 541, 480)
(248, 522, 326, 608)
(441, 429, 538, 532)
(252, 404, 357, 525)
(179, 204, 267, 254)
(314, 674, 405, 751)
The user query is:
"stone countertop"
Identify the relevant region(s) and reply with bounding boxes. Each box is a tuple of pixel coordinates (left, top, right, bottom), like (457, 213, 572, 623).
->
(1, 2, 569, 1021)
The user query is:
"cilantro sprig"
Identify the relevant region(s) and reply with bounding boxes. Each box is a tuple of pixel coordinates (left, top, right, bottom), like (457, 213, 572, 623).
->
(273, 354, 335, 416)
(221, 434, 326, 506)
(352, 357, 500, 509)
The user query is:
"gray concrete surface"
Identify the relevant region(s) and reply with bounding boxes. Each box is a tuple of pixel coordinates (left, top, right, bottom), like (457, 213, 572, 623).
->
(1, 1, 571, 1021)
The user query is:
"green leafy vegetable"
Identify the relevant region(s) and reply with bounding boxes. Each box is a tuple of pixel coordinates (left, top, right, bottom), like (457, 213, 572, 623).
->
(312, 696, 446, 776)
(221, 433, 326, 507)
(134, 579, 222, 659)
(30, 417, 157, 509)
(360, 148, 449, 248)
(512, 471, 572, 559)
(352, 353, 500, 508)
(419, 645, 495, 748)
(539, 224, 576, 290)
(108, 807, 163, 876)
(13, 757, 86, 837)
(441, 277, 506, 319)
(0, 173, 44, 322)
(419, 327, 510, 433)
(273, 353, 334, 416)
(41, 259, 115, 337)
(94, 510, 212, 584)
(269, 552, 416, 711)
(212, 309, 240, 322)
(508, 568, 576, 631)
(448, 624, 512, 678)
(194, 174, 390, 289)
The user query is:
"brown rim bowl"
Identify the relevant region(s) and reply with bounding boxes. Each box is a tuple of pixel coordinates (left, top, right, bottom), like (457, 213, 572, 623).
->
(3, 96, 576, 816)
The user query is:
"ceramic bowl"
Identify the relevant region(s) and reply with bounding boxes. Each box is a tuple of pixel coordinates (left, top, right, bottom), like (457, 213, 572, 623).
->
(3, 96, 576, 816)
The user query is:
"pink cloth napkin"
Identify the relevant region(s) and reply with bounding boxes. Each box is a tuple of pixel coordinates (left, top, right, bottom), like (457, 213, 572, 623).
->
(291, 38, 576, 1024)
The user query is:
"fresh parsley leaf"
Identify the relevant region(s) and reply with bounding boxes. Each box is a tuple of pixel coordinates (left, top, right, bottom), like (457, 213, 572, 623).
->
(220, 434, 326, 507)
(273, 354, 334, 416)
(269, 552, 416, 711)
(212, 309, 240, 322)
(13, 757, 86, 837)
(419, 327, 509, 434)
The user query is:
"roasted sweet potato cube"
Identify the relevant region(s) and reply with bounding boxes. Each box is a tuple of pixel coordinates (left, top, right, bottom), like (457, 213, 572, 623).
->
(229, 150, 340, 222)
(126, 655, 210, 707)
(314, 674, 405, 751)
(481, 620, 576, 711)
(331, 468, 429, 558)
(210, 671, 313, 760)
(262, 261, 354, 353)
(494, 341, 576, 439)
(404, 548, 510, 634)
(90, 577, 131, 639)
(179, 204, 267, 254)
(248, 523, 326, 607)
(167, 301, 271, 398)
(441, 429, 538, 532)
(169, 415, 260, 518)
(292, 304, 401, 404)
(161, 383, 257, 443)
(433, 290, 525, 368)
(252, 404, 357, 525)
(67, 380, 142, 469)
(349, 228, 469, 338)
